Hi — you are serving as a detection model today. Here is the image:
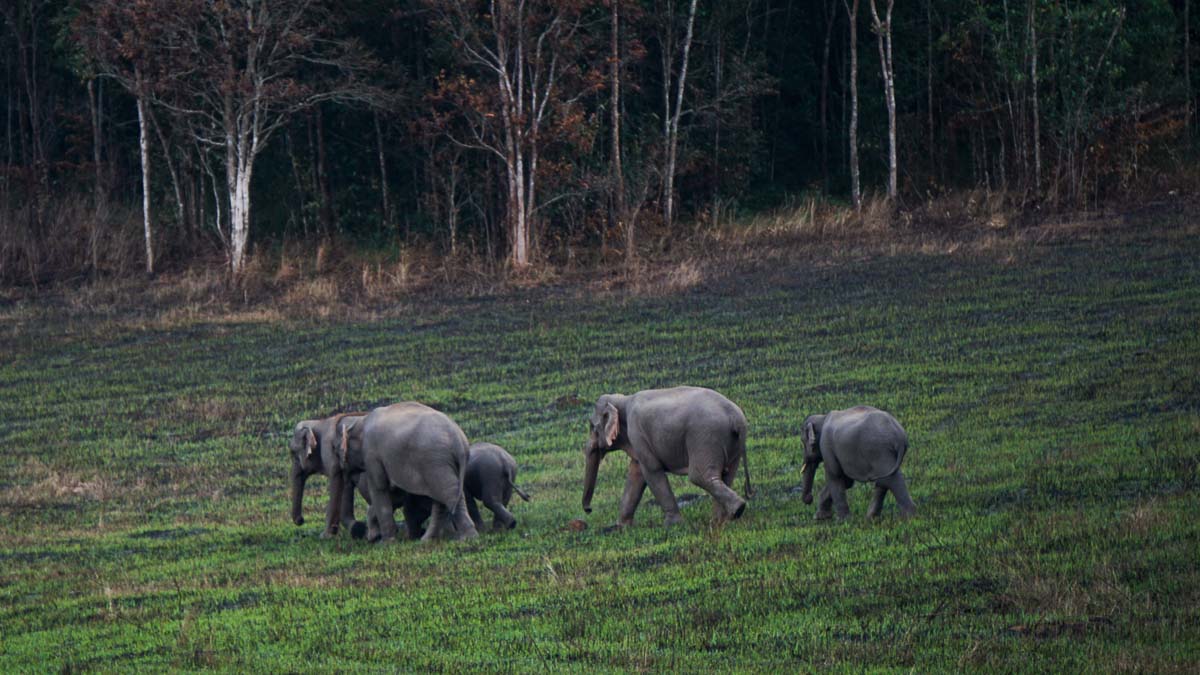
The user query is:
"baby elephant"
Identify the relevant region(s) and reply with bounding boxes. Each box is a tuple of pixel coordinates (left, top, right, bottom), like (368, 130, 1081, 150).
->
(465, 442, 530, 531)
(799, 406, 915, 520)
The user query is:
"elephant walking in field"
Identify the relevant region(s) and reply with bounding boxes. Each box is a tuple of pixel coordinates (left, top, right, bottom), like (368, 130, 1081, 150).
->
(799, 406, 915, 520)
(465, 442, 530, 531)
(581, 386, 752, 527)
(338, 403, 477, 542)
(288, 413, 368, 538)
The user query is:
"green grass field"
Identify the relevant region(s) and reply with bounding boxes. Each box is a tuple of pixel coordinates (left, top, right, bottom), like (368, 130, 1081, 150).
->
(2, 213, 1199, 671)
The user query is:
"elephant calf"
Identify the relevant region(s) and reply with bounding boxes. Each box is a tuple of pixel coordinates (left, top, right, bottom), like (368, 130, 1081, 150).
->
(465, 442, 530, 531)
(799, 406, 915, 520)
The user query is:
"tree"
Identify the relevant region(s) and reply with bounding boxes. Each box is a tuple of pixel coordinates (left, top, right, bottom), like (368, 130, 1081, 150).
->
(76, 0, 378, 277)
(657, 0, 698, 229)
(869, 0, 896, 200)
(425, 0, 603, 268)
(843, 0, 861, 209)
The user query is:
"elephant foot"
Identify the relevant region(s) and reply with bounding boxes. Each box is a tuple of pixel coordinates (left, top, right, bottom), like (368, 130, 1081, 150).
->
(729, 498, 747, 521)
(318, 529, 337, 540)
(814, 510, 832, 521)
(349, 521, 368, 539)
(663, 512, 684, 527)
(374, 534, 397, 545)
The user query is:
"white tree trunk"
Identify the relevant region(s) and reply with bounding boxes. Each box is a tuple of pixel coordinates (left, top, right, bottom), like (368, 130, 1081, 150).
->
(663, 0, 698, 229)
(845, 0, 861, 209)
(870, 0, 897, 200)
(136, 93, 154, 275)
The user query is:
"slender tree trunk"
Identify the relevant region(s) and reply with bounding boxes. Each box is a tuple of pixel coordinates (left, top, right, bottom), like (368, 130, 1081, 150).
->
(870, 0, 897, 200)
(821, 0, 836, 191)
(87, 77, 103, 274)
(612, 0, 630, 263)
(136, 89, 154, 275)
(1187, 0, 1193, 140)
(148, 107, 186, 230)
(1029, 0, 1042, 193)
(314, 105, 336, 235)
(844, 0, 861, 209)
(664, 0, 698, 230)
(926, 0, 935, 185)
(713, 29, 723, 229)
(374, 112, 392, 230)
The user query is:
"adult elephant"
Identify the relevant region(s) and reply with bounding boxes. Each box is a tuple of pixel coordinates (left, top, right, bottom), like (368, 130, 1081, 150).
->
(338, 403, 476, 542)
(799, 406, 915, 520)
(581, 386, 752, 527)
(288, 413, 368, 538)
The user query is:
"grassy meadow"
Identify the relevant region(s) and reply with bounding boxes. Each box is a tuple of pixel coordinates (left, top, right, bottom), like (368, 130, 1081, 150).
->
(2, 211, 1199, 671)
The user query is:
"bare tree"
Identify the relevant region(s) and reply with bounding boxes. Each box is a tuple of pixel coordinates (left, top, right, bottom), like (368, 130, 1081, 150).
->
(76, 0, 378, 277)
(611, 0, 631, 262)
(659, 0, 698, 229)
(869, 0, 896, 200)
(843, 0, 861, 209)
(1029, 0, 1042, 192)
(821, 0, 837, 191)
(425, 0, 599, 268)
(1187, 0, 1193, 140)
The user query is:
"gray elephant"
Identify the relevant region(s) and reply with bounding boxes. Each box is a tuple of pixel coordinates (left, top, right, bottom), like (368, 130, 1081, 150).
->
(581, 386, 752, 527)
(799, 406, 915, 520)
(288, 413, 368, 538)
(465, 442, 530, 531)
(338, 402, 477, 542)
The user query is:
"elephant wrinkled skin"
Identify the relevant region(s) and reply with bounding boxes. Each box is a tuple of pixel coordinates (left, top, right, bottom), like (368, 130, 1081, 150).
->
(581, 386, 752, 527)
(465, 442, 530, 531)
(799, 406, 915, 520)
(339, 402, 477, 542)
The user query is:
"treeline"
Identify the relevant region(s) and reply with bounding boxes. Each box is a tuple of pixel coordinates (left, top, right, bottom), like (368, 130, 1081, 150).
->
(0, 0, 1195, 283)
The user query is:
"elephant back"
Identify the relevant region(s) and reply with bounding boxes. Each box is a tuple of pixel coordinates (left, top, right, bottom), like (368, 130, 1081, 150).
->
(825, 406, 907, 482)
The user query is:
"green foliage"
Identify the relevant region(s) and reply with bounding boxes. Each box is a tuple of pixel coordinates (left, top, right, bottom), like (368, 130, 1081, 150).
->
(2, 220, 1199, 669)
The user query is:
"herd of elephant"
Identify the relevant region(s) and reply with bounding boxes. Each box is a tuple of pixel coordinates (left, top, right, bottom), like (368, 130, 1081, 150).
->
(288, 386, 916, 542)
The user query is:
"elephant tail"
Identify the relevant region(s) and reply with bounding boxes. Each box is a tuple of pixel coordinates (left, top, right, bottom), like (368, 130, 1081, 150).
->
(734, 426, 755, 499)
(505, 463, 531, 502)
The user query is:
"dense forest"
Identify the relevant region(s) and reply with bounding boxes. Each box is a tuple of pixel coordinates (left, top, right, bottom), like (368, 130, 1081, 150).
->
(0, 0, 1195, 283)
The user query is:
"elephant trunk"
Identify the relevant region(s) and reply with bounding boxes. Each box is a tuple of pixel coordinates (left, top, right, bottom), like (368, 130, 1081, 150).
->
(581, 450, 601, 514)
(290, 464, 308, 526)
(800, 462, 816, 505)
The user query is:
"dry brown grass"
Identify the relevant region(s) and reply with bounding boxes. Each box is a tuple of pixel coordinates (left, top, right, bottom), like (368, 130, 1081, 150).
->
(3, 192, 1191, 331)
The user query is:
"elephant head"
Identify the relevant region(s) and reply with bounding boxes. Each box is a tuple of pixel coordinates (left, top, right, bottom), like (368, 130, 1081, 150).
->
(288, 421, 323, 525)
(799, 414, 826, 505)
(581, 394, 628, 514)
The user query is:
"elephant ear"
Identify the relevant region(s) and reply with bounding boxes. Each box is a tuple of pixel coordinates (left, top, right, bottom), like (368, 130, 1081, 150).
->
(303, 427, 317, 458)
(803, 421, 817, 451)
(602, 402, 620, 447)
(339, 417, 362, 464)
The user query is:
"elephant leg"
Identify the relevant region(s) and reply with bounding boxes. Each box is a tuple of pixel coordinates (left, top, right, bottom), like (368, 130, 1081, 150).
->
(466, 497, 484, 530)
(830, 478, 851, 520)
(484, 498, 517, 531)
(401, 498, 428, 540)
(642, 467, 683, 526)
(866, 484, 888, 519)
(423, 502, 447, 542)
(884, 470, 916, 518)
(691, 458, 746, 523)
(372, 496, 399, 543)
(815, 483, 834, 520)
(446, 491, 479, 540)
(618, 460, 647, 527)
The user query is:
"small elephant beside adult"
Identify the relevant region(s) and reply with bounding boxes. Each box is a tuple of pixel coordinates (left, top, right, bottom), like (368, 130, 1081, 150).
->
(799, 405, 915, 520)
(465, 442, 530, 531)
(581, 386, 752, 527)
(338, 402, 477, 542)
